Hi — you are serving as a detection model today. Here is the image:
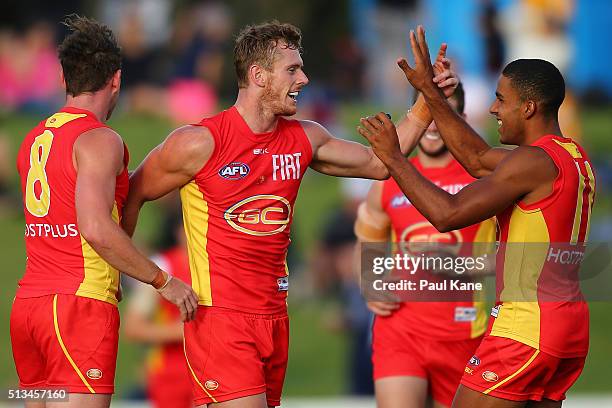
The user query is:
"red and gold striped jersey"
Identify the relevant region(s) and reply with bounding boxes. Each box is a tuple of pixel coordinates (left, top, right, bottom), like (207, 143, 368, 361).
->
(491, 134, 595, 358)
(381, 157, 496, 340)
(181, 107, 312, 314)
(15, 107, 129, 305)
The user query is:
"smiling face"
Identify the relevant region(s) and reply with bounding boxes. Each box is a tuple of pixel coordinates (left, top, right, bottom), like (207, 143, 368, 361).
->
(260, 43, 309, 117)
(489, 74, 525, 145)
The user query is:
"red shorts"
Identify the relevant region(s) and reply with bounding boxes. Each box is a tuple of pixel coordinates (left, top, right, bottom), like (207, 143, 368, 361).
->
(461, 335, 585, 401)
(372, 316, 483, 407)
(148, 368, 193, 408)
(10, 294, 119, 394)
(183, 306, 289, 407)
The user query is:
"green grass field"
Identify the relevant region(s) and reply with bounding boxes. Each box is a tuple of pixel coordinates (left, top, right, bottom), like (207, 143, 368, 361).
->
(0, 105, 611, 396)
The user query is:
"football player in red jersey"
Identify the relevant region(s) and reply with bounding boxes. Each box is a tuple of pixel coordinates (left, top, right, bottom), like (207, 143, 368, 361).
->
(10, 16, 197, 408)
(356, 83, 495, 408)
(124, 214, 193, 408)
(361, 26, 594, 408)
(122, 21, 458, 408)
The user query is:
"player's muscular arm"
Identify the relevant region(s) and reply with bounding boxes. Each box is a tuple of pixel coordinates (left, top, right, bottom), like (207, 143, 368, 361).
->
(75, 128, 199, 321)
(381, 146, 556, 232)
(122, 125, 214, 236)
(305, 120, 390, 180)
(75, 128, 161, 281)
(306, 117, 434, 180)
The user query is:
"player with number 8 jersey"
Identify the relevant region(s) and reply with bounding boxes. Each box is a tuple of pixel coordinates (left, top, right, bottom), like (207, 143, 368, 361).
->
(10, 16, 197, 407)
(16, 108, 128, 303)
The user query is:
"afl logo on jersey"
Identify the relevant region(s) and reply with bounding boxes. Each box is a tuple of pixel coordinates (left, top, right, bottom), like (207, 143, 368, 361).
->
(218, 162, 250, 180)
(225, 194, 292, 236)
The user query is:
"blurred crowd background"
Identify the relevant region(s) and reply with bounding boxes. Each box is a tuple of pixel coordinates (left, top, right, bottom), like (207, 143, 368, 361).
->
(1, 0, 611, 403)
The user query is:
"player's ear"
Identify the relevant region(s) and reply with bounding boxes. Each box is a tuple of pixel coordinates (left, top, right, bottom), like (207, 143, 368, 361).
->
(60, 68, 66, 89)
(249, 64, 267, 88)
(112, 69, 122, 92)
(524, 100, 536, 120)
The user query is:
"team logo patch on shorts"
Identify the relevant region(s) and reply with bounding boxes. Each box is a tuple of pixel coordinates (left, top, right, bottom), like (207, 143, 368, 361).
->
(86, 368, 103, 380)
(482, 371, 498, 382)
(205, 380, 219, 390)
(469, 355, 481, 366)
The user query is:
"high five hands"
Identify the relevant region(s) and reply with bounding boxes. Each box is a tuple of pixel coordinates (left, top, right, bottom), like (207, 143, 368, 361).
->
(398, 25, 454, 96)
(359, 25, 456, 163)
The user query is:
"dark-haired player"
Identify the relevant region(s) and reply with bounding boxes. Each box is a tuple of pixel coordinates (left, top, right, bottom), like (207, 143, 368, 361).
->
(10, 16, 197, 408)
(122, 21, 458, 408)
(361, 26, 594, 408)
(356, 83, 495, 408)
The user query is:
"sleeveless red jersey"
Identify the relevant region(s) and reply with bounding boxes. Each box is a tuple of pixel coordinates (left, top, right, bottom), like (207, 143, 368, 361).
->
(491, 135, 595, 358)
(180, 107, 312, 314)
(381, 157, 496, 340)
(15, 107, 129, 305)
(147, 247, 191, 380)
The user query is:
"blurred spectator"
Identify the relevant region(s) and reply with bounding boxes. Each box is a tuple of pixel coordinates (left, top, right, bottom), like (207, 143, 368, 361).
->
(330, 35, 366, 101)
(124, 212, 193, 408)
(102, 0, 225, 123)
(362, 0, 419, 106)
(312, 178, 374, 396)
(500, 0, 582, 140)
(480, 0, 505, 77)
(0, 21, 61, 113)
(116, 6, 168, 116)
(101, 0, 172, 48)
(0, 132, 15, 213)
(162, 2, 232, 123)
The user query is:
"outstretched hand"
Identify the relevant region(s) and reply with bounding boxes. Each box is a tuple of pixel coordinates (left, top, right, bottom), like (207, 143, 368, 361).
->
(358, 112, 402, 164)
(397, 25, 453, 96)
(431, 43, 458, 97)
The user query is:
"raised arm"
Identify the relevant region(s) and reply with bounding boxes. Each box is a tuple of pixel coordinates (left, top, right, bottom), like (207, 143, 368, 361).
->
(398, 26, 510, 178)
(122, 125, 214, 237)
(358, 115, 557, 232)
(306, 43, 459, 180)
(74, 128, 198, 321)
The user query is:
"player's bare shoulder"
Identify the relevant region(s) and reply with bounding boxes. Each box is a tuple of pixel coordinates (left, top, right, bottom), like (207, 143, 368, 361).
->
(493, 144, 559, 203)
(298, 119, 332, 151)
(502, 145, 557, 180)
(158, 124, 216, 175)
(73, 127, 125, 173)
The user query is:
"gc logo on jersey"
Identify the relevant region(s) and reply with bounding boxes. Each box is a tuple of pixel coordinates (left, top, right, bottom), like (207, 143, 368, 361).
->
(218, 162, 250, 180)
(399, 221, 463, 256)
(225, 194, 292, 236)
